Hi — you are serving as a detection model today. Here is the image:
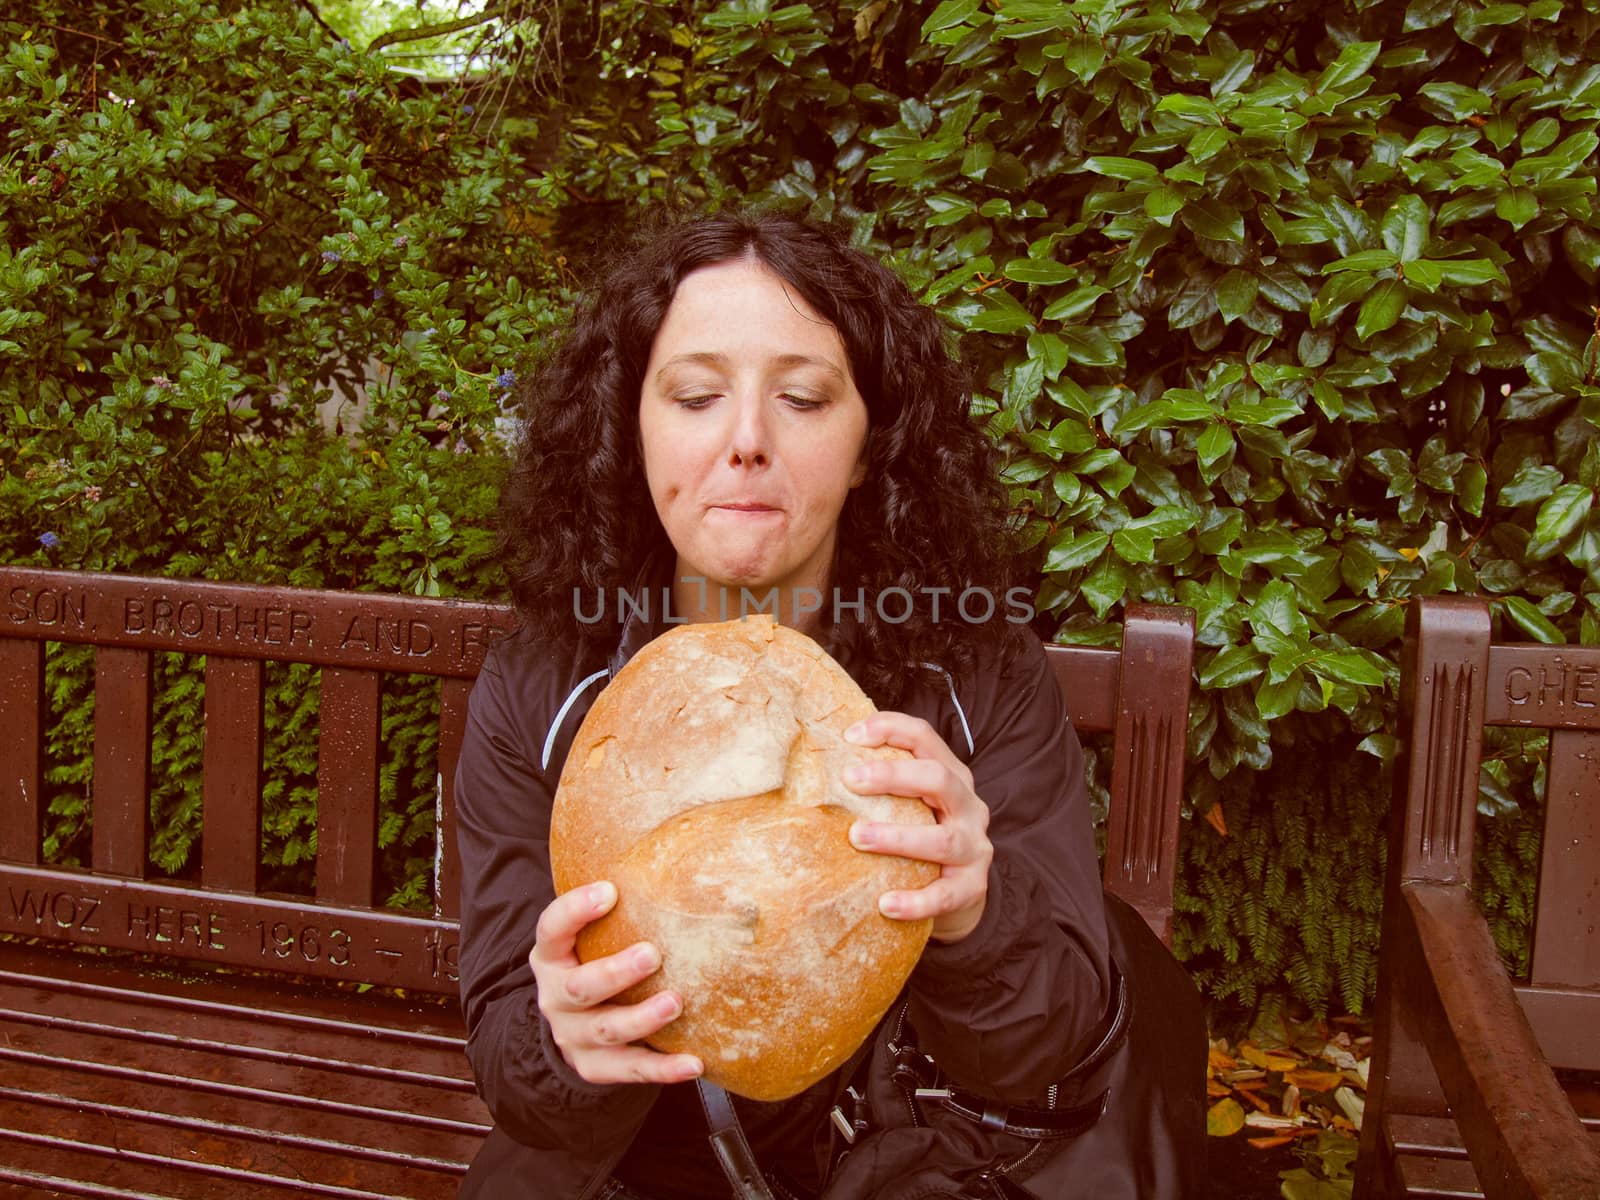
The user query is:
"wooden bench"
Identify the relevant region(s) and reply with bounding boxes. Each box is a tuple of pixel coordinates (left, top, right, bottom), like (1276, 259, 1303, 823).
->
(1355, 595, 1600, 1199)
(0, 565, 1194, 1197)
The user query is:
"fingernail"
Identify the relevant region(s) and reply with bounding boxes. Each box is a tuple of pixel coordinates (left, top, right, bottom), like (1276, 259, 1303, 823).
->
(633, 944, 660, 972)
(657, 992, 681, 1019)
(686, 1056, 704, 1077)
(878, 894, 900, 918)
(843, 722, 868, 744)
(849, 822, 873, 849)
(591, 881, 617, 910)
(844, 764, 868, 786)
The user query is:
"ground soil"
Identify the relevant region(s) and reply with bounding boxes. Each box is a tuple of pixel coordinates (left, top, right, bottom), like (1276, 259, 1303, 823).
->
(1201, 1133, 1304, 1198)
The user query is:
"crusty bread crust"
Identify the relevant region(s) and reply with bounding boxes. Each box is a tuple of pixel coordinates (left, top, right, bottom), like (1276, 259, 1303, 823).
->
(549, 615, 937, 1101)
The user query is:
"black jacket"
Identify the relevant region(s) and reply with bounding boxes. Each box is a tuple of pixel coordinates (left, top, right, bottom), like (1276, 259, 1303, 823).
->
(453, 599, 1115, 1200)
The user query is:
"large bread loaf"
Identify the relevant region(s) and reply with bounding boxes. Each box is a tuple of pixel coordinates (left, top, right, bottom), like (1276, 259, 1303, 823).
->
(549, 615, 938, 1101)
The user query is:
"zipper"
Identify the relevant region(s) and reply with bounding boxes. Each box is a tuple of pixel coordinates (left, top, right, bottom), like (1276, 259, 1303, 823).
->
(888, 997, 925, 1129)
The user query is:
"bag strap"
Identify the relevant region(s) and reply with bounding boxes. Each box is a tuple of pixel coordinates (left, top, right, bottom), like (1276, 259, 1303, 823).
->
(697, 1079, 777, 1200)
(888, 957, 1130, 1140)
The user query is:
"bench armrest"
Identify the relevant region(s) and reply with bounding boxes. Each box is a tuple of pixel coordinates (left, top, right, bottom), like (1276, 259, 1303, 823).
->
(1398, 882, 1600, 1199)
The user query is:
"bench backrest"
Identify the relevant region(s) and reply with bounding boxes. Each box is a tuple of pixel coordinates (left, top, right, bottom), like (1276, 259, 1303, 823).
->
(0, 567, 511, 996)
(1397, 595, 1600, 1068)
(0, 567, 1195, 991)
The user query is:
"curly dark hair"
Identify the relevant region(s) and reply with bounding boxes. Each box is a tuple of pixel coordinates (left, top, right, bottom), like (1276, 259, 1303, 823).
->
(498, 208, 1026, 708)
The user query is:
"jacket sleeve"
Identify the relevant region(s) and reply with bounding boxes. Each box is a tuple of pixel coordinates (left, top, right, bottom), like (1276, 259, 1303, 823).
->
(904, 632, 1113, 1104)
(454, 643, 656, 1152)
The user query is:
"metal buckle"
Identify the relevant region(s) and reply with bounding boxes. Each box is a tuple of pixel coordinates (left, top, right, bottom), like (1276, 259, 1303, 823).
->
(828, 1085, 868, 1145)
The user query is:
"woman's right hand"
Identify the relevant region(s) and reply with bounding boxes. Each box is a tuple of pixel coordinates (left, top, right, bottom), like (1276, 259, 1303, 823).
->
(529, 880, 704, 1086)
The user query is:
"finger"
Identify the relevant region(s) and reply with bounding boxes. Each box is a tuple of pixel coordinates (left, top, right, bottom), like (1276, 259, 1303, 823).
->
(583, 988, 686, 1048)
(558, 940, 662, 1009)
(850, 818, 973, 866)
(844, 758, 974, 817)
(532, 882, 617, 966)
(845, 712, 967, 776)
(879, 874, 979, 922)
(572, 1044, 705, 1087)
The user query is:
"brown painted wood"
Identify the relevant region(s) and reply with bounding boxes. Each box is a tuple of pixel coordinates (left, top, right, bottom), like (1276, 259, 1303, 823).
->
(1515, 988, 1600, 1073)
(1484, 647, 1600, 729)
(1042, 644, 1118, 732)
(1102, 605, 1195, 948)
(0, 637, 45, 866)
(91, 646, 152, 880)
(0, 941, 487, 1198)
(1358, 597, 1600, 1200)
(1407, 884, 1600, 1197)
(316, 668, 381, 908)
(1530, 729, 1600, 991)
(435, 677, 472, 920)
(0, 865, 460, 993)
(0, 569, 1202, 1198)
(1393, 1152, 1486, 1198)
(0, 566, 513, 678)
(203, 656, 264, 893)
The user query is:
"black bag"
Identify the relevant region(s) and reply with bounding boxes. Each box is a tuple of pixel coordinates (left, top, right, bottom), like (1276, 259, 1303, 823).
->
(817, 893, 1207, 1200)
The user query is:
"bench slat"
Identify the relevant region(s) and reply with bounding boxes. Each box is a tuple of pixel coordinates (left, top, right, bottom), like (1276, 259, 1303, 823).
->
(1531, 727, 1600, 992)
(203, 656, 265, 893)
(316, 668, 381, 907)
(0, 866, 461, 993)
(92, 646, 152, 880)
(0, 637, 45, 866)
(435, 677, 472, 920)
(0, 1122, 432, 1200)
(0, 1092, 468, 1196)
(1043, 645, 1118, 733)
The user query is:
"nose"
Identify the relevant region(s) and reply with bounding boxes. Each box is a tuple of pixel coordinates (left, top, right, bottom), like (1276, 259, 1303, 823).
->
(726, 393, 769, 468)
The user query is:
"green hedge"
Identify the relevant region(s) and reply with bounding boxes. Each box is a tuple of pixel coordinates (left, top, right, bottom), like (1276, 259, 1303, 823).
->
(5, 0, 1597, 1011)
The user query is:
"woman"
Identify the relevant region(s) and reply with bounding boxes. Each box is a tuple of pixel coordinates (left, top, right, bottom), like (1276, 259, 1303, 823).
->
(455, 211, 1164, 1199)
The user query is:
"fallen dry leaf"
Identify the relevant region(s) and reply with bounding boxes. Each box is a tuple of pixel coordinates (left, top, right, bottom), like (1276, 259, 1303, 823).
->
(1285, 1068, 1348, 1092)
(1240, 1042, 1301, 1072)
(1207, 1097, 1246, 1137)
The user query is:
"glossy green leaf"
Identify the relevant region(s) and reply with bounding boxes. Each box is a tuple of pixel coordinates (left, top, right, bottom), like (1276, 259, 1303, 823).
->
(1044, 529, 1110, 573)
(1308, 651, 1385, 687)
(1082, 156, 1158, 180)
(1534, 484, 1594, 547)
(1003, 257, 1074, 285)
(1216, 270, 1259, 321)
(1500, 463, 1563, 506)
(1355, 280, 1406, 341)
(1380, 194, 1430, 261)
(1324, 249, 1400, 273)
(921, 0, 981, 36)
(1503, 596, 1566, 644)
(1496, 187, 1539, 229)
(1315, 40, 1381, 92)
(1041, 285, 1108, 322)
(1180, 198, 1245, 243)
(1200, 644, 1266, 689)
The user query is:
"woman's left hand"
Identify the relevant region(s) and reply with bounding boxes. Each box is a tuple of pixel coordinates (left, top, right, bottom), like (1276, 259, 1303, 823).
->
(841, 713, 993, 944)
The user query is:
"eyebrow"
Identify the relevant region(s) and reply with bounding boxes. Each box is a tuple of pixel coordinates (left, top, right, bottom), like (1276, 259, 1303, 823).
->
(652, 352, 847, 385)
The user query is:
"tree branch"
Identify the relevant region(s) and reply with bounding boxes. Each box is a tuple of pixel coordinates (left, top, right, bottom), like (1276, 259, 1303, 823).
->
(296, 0, 342, 44)
(367, 5, 512, 55)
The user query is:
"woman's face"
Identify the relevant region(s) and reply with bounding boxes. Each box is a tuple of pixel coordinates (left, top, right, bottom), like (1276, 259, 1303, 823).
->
(638, 257, 869, 604)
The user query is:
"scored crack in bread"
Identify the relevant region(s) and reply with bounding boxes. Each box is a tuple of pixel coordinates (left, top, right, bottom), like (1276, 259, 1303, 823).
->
(549, 613, 939, 1101)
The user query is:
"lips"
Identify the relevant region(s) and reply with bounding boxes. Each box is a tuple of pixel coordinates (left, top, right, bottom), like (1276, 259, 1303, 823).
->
(712, 502, 780, 512)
